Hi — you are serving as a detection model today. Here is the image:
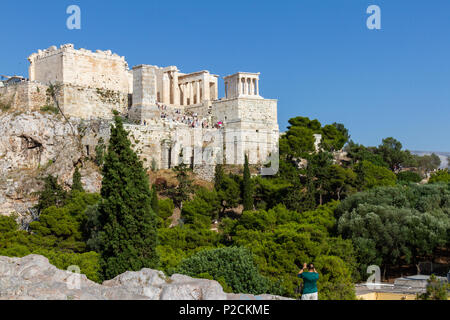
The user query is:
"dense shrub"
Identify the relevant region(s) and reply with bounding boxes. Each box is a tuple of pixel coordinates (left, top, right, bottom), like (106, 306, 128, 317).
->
(176, 247, 271, 295)
(314, 255, 356, 300)
(356, 160, 397, 190)
(157, 226, 221, 274)
(429, 169, 450, 184)
(158, 199, 174, 220)
(0, 216, 101, 282)
(181, 188, 220, 228)
(397, 171, 422, 183)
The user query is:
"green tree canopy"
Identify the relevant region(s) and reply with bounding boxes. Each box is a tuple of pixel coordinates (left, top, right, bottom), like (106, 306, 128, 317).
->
(35, 175, 68, 213)
(242, 154, 254, 211)
(253, 177, 291, 210)
(429, 169, 450, 184)
(151, 184, 159, 215)
(416, 274, 449, 300)
(156, 225, 221, 274)
(215, 171, 241, 214)
(30, 206, 85, 252)
(71, 167, 84, 194)
(377, 137, 406, 171)
(344, 141, 388, 168)
(314, 255, 356, 300)
(0, 198, 102, 282)
(0, 215, 18, 233)
(324, 164, 357, 201)
(167, 155, 194, 208)
(221, 204, 358, 299)
(355, 160, 397, 190)
(397, 171, 422, 184)
(280, 117, 349, 159)
(337, 184, 450, 276)
(182, 188, 220, 228)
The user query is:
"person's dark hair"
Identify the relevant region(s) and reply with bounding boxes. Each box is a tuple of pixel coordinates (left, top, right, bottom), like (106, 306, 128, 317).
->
(307, 263, 315, 271)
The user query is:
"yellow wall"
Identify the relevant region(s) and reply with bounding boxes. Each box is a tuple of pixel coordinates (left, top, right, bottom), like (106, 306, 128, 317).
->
(357, 292, 450, 300)
(358, 292, 416, 300)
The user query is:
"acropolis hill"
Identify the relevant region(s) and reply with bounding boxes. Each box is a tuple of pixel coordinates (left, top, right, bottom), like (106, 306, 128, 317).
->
(0, 44, 280, 216)
(1, 44, 279, 170)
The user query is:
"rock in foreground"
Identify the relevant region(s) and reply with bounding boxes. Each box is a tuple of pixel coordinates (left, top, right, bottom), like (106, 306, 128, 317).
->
(0, 255, 290, 300)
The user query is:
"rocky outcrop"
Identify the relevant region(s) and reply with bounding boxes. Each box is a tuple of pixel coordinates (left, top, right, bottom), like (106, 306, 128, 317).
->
(0, 255, 291, 300)
(0, 111, 103, 220)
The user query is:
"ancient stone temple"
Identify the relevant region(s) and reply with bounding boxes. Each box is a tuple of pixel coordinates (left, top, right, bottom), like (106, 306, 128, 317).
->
(0, 44, 279, 179)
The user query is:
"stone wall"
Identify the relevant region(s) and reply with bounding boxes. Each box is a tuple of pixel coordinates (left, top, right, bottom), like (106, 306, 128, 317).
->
(211, 97, 277, 126)
(123, 123, 276, 177)
(0, 82, 48, 112)
(211, 97, 279, 165)
(62, 85, 128, 120)
(28, 44, 130, 94)
(123, 124, 224, 172)
(80, 116, 277, 180)
(129, 65, 159, 121)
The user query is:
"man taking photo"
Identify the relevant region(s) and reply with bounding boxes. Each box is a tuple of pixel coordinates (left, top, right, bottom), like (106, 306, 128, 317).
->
(298, 263, 319, 300)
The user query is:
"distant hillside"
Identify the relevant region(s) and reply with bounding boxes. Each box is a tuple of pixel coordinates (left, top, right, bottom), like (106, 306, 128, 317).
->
(412, 151, 450, 169)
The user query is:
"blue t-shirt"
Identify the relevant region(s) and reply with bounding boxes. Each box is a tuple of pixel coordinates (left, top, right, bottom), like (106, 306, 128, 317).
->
(298, 272, 319, 294)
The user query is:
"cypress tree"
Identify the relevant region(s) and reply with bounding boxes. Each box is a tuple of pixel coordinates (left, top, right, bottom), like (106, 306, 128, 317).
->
(97, 111, 159, 280)
(214, 164, 224, 190)
(168, 152, 194, 209)
(36, 175, 68, 212)
(71, 167, 84, 193)
(151, 184, 159, 215)
(242, 154, 254, 211)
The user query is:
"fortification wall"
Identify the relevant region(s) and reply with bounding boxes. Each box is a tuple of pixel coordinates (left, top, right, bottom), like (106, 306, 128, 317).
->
(212, 98, 278, 127)
(62, 85, 128, 120)
(211, 98, 279, 166)
(124, 124, 166, 169)
(124, 124, 223, 171)
(79, 116, 276, 182)
(28, 44, 130, 94)
(221, 128, 277, 165)
(124, 124, 274, 173)
(0, 81, 127, 120)
(0, 82, 48, 112)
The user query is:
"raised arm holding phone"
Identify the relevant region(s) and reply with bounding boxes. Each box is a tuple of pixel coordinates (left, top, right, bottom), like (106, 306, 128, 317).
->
(298, 263, 319, 300)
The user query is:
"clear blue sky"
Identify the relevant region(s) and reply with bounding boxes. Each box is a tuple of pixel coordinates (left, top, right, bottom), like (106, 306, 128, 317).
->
(1, 0, 449, 151)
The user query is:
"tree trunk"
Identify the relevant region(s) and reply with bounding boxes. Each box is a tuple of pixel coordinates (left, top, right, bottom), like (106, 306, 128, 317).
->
(319, 184, 323, 205)
(53, 95, 75, 136)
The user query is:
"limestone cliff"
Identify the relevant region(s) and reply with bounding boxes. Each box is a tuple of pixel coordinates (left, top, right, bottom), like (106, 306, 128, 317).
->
(0, 111, 102, 223)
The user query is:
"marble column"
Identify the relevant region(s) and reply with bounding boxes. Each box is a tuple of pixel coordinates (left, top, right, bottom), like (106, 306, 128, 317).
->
(189, 82, 194, 105)
(172, 71, 179, 105)
(202, 74, 210, 102)
(196, 81, 201, 104)
(182, 83, 187, 105)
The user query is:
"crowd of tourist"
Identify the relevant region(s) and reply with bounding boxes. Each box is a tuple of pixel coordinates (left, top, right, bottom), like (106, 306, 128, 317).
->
(151, 103, 224, 129)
